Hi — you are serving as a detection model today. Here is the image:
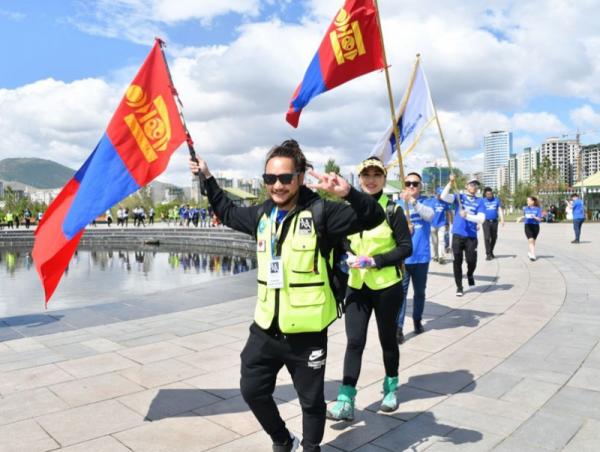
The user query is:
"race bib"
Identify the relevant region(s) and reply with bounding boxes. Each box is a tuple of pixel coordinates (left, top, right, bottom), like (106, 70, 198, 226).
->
(267, 258, 284, 288)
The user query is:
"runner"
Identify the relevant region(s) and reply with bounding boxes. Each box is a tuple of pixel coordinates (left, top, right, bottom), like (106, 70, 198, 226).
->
(518, 196, 543, 261)
(429, 187, 450, 265)
(189, 139, 384, 452)
(567, 193, 585, 244)
(441, 175, 485, 296)
(482, 187, 504, 260)
(327, 157, 411, 421)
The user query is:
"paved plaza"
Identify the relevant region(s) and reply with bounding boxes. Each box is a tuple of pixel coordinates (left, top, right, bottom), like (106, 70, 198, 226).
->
(1, 222, 599, 451)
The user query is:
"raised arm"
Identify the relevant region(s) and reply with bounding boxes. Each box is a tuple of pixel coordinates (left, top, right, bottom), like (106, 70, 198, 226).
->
(189, 157, 260, 236)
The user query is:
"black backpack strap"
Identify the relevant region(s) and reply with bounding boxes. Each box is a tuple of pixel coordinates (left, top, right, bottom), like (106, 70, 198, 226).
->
(385, 200, 396, 228)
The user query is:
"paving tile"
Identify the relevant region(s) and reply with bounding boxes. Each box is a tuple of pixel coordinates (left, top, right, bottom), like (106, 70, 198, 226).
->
(118, 357, 206, 388)
(183, 364, 242, 400)
(117, 341, 193, 364)
(429, 402, 522, 437)
(0, 387, 68, 425)
(49, 372, 144, 407)
(36, 399, 143, 446)
(56, 352, 138, 378)
(372, 412, 463, 452)
(57, 436, 132, 452)
(168, 330, 241, 351)
(567, 366, 600, 392)
(544, 386, 600, 420)
(80, 337, 122, 352)
(461, 371, 522, 399)
(563, 418, 600, 451)
(0, 419, 59, 452)
(289, 405, 401, 451)
(0, 363, 73, 395)
(3, 337, 46, 352)
(118, 382, 221, 420)
(176, 345, 241, 371)
(508, 409, 584, 450)
(425, 428, 504, 451)
(114, 414, 239, 451)
(193, 394, 302, 436)
(501, 378, 561, 408)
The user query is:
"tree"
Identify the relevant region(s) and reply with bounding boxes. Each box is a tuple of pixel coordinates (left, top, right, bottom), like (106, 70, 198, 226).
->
(324, 159, 340, 175)
(318, 159, 342, 201)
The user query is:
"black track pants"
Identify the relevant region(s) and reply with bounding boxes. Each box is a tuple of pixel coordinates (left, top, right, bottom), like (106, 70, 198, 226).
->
(240, 323, 327, 452)
(342, 282, 404, 387)
(452, 234, 478, 289)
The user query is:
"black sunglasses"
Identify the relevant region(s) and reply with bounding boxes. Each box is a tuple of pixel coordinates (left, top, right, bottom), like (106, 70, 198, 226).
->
(262, 172, 298, 185)
(404, 181, 420, 187)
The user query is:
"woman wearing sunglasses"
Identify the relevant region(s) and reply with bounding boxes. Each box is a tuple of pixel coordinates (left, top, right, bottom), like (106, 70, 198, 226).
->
(327, 157, 412, 421)
(190, 140, 384, 452)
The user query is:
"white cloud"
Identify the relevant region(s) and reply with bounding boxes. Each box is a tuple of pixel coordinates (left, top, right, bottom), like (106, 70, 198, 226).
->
(570, 105, 600, 130)
(71, 0, 261, 44)
(3, 0, 600, 188)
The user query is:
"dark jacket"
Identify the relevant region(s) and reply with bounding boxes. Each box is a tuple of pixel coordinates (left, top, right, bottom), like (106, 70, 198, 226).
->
(205, 177, 385, 257)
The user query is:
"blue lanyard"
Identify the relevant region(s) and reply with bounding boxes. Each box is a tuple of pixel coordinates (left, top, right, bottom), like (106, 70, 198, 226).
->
(269, 208, 284, 258)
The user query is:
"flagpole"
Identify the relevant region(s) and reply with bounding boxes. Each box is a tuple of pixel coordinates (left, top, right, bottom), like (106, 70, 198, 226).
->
(372, 0, 410, 221)
(156, 38, 206, 195)
(432, 103, 462, 208)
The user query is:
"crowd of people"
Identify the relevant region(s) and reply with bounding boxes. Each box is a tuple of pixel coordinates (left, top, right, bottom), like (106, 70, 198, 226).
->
(188, 139, 588, 452)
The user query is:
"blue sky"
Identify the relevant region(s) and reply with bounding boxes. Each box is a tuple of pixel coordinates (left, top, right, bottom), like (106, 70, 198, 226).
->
(1, 0, 600, 183)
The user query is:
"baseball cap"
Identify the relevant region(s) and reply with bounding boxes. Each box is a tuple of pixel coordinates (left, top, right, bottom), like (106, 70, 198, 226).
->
(357, 157, 387, 176)
(467, 179, 481, 186)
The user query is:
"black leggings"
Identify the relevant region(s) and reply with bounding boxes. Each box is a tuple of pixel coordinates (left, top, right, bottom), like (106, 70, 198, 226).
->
(342, 282, 404, 387)
(452, 234, 478, 289)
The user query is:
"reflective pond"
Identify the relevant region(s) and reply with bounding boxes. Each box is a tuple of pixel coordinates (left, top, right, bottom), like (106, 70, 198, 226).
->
(0, 246, 256, 317)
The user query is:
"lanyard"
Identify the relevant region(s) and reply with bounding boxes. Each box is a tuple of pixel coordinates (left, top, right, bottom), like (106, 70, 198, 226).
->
(269, 208, 285, 258)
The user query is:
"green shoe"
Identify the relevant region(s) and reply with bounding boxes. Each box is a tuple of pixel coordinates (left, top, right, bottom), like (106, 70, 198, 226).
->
(380, 376, 398, 412)
(326, 384, 356, 421)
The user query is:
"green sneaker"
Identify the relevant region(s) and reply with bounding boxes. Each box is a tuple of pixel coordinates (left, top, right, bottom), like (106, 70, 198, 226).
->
(326, 384, 357, 421)
(380, 376, 399, 412)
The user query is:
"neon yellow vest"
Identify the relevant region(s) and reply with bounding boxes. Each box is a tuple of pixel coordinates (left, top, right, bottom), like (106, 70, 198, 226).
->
(347, 194, 402, 290)
(255, 207, 337, 333)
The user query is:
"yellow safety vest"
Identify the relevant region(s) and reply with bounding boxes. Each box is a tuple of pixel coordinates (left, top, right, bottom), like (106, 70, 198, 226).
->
(255, 207, 337, 333)
(347, 194, 402, 290)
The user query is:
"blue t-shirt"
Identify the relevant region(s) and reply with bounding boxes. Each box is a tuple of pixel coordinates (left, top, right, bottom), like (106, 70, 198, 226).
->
(451, 194, 485, 238)
(400, 196, 431, 264)
(483, 197, 502, 220)
(523, 206, 542, 224)
(572, 199, 585, 220)
(429, 198, 450, 228)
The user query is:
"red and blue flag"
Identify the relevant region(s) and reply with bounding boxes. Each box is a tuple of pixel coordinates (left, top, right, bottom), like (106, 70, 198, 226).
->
(285, 0, 385, 128)
(33, 39, 187, 303)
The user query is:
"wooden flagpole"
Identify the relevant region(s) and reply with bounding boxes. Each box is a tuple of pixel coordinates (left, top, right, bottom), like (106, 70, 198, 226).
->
(373, 0, 412, 220)
(156, 38, 206, 195)
(430, 78, 462, 208)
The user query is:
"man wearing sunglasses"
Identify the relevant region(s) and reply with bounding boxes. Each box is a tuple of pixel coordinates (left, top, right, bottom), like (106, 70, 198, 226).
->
(440, 175, 486, 296)
(396, 172, 434, 343)
(189, 139, 384, 452)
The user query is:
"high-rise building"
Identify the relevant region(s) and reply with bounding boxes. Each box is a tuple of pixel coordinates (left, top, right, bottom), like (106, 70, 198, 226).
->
(508, 154, 518, 193)
(539, 138, 579, 186)
(483, 131, 512, 189)
(579, 143, 600, 181)
(495, 165, 508, 189)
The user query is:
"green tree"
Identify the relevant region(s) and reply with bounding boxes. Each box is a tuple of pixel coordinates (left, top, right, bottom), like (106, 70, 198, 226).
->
(318, 159, 342, 201)
(513, 182, 535, 210)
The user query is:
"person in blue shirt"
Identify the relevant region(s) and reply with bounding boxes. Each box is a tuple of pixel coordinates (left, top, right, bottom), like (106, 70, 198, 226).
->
(518, 196, 543, 261)
(441, 175, 486, 296)
(396, 172, 434, 343)
(482, 187, 505, 260)
(568, 193, 585, 243)
(429, 188, 450, 264)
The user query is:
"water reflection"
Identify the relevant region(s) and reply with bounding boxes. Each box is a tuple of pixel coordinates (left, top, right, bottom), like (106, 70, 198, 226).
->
(0, 246, 256, 317)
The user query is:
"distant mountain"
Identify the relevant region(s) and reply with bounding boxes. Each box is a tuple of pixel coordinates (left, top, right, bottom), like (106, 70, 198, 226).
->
(0, 158, 74, 189)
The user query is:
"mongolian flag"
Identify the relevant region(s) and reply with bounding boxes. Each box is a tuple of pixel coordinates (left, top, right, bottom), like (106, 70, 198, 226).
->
(33, 39, 187, 303)
(285, 0, 385, 128)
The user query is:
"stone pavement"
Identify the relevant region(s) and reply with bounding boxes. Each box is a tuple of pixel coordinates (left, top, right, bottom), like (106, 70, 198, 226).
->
(0, 222, 599, 451)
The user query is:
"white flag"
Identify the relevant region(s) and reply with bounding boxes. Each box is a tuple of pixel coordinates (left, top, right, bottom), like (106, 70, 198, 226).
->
(370, 60, 435, 166)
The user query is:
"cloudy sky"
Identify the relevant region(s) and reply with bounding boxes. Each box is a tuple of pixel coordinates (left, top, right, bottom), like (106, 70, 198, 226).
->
(1, 0, 600, 186)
